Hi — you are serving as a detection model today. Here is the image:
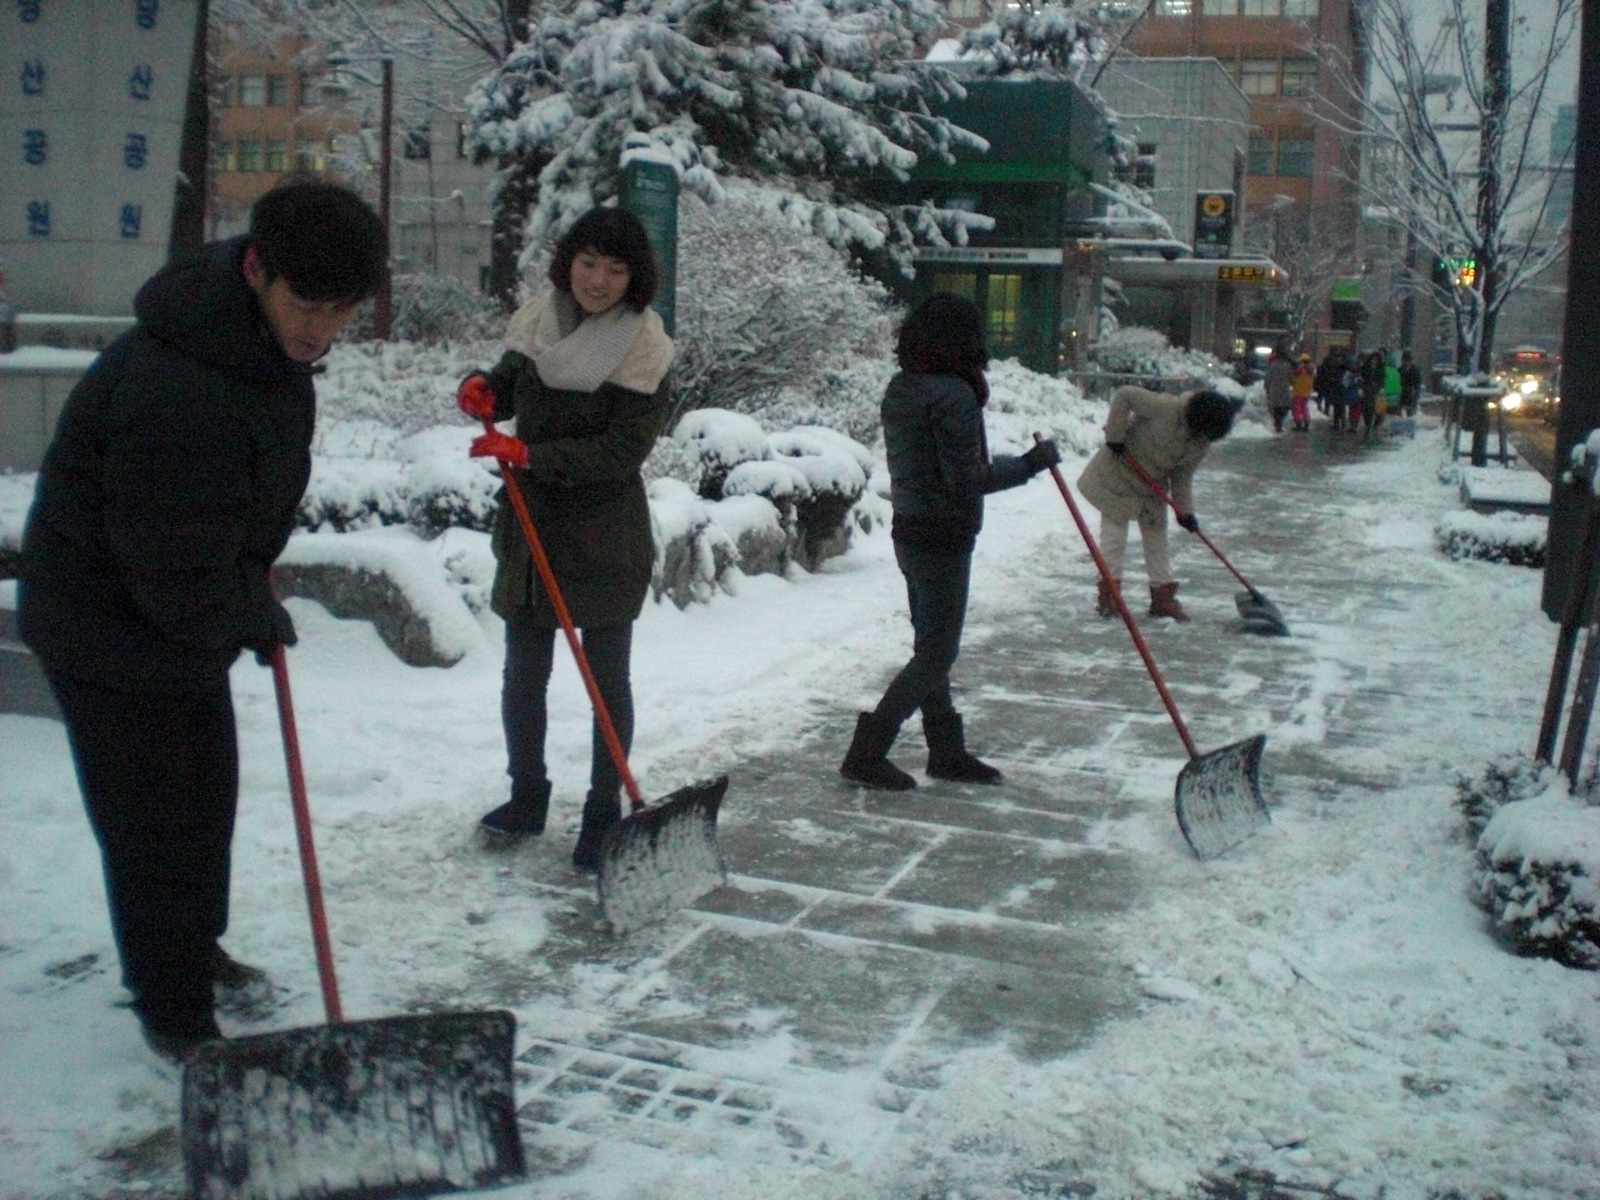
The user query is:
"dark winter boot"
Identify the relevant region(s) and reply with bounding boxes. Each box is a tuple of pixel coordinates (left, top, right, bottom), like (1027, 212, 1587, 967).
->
(479, 779, 552, 838)
(1096, 578, 1120, 618)
(572, 788, 622, 872)
(840, 713, 916, 791)
(1149, 582, 1191, 622)
(923, 712, 1003, 785)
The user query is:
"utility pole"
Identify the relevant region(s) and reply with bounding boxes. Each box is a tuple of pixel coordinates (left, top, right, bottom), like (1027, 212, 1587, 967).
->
(1475, 0, 1510, 372)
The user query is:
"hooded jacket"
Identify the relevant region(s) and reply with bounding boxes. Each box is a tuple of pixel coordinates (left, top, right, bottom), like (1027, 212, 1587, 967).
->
(881, 371, 1032, 555)
(18, 238, 314, 694)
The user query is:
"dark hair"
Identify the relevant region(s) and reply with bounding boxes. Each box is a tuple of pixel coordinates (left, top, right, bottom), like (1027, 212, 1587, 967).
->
(248, 175, 388, 304)
(547, 207, 660, 312)
(896, 293, 988, 377)
(1185, 389, 1236, 441)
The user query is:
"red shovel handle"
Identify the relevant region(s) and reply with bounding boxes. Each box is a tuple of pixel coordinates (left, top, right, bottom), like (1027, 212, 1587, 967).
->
(1036, 435, 1200, 759)
(269, 638, 344, 1024)
(1118, 450, 1258, 597)
(484, 418, 644, 811)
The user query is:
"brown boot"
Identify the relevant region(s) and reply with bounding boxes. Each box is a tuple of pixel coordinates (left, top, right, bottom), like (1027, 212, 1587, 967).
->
(1149, 582, 1190, 622)
(1096, 578, 1120, 618)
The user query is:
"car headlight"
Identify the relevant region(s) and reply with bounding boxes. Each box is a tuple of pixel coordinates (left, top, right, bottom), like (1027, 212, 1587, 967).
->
(1500, 391, 1522, 411)
(1519, 379, 1539, 395)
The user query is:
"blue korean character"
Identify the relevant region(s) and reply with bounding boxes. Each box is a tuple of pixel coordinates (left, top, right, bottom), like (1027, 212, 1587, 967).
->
(135, 0, 160, 29)
(129, 65, 153, 102)
(19, 1, 43, 23)
(27, 202, 51, 237)
(24, 129, 48, 166)
(22, 60, 46, 96)
(120, 204, 143, 239)
(124, 133, 148, 170)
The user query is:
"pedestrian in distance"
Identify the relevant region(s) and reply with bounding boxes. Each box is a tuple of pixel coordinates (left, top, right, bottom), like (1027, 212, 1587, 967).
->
(1077, 385, 1236, 623)
(458, 206, 673, 870)
(1291, 352, 1315, 432)
(1313, 345, 1343, 420)
(1382, 353, 1401, 425)
(1360, 349, 1387, 439)
(17, 176, 389, 1062)
(1398, 349, 1424, 417)
(839, 293, 1061, 792)
(1263, 346, 1293, 433)
(1341, 351, 1363, 433)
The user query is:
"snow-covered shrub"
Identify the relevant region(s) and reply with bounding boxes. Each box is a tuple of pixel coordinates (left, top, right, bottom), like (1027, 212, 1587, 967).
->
(344, 274, 503, 344)
(768, 431, 868, 569)
(647, 478, 738, 609)
(672, 408, 772, 500)
(671, 189, 897, 431)
(1435, 510, 1546, 567)
(315, 340, 494, 440)
(757, 355, 898, 448)
(298, 432, 499, 537)
(1456, 751, 1560, 841)
(1473, 779, 1600, 970)
(1089, 326, 1218, 381)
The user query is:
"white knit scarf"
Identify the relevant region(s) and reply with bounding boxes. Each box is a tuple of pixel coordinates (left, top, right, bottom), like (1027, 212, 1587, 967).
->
(504, 290, 646, 393)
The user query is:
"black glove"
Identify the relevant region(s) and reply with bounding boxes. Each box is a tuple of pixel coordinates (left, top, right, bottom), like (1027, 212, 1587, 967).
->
(1176, 513, 1200, 533)
(1106, 441, 1127, 456)
(1022, 439, 1061, 474)
(242, 569, 298, 665)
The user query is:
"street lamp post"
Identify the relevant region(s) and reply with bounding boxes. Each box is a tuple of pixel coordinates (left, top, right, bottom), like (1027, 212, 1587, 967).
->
(375, 58, 394, 341)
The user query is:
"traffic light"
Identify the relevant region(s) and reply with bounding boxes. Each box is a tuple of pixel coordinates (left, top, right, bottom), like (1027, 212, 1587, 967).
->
(1432, 256, 1478, 288)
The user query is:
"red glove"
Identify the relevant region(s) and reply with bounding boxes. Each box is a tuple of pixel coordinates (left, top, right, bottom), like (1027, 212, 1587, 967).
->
(470, 430, 530, 468)
(457, 375, 496, 420)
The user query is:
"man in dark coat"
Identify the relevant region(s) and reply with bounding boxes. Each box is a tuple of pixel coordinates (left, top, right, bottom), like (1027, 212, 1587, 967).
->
(17, 177, 387, 1061)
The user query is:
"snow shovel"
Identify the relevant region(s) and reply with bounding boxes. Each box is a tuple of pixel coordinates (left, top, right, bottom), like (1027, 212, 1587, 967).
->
(181, 641, 526, 1199)
(484, 420, 729, 934)
(1038, 436, 1270, 860)
(1118, 450, 1289, 636)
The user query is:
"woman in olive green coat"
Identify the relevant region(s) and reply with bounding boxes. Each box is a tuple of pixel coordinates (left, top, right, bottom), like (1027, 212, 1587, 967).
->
(459, 207, 672, 869)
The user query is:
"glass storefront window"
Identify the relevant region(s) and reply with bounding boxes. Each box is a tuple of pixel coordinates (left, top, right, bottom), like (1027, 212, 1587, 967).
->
(987, 274, 1021, 345)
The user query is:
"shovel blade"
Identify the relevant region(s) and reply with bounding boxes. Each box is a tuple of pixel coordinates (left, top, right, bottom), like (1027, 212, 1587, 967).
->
(181, 1009, 524, 1200)
(1234, 588, 1290, 636)
(599, 775, 729, 935)
(1174, 734, 1270, 860)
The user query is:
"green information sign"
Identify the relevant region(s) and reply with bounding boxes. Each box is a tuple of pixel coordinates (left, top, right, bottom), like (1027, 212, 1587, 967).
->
(620, 147, 679, 336)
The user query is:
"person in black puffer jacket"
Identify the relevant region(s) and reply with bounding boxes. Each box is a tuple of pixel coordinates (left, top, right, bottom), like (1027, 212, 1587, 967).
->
(839, 294, 1060, 791)
(17, 178, 387, 1062)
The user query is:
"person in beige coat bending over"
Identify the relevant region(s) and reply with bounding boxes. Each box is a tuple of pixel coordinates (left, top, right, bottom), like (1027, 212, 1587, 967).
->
(1076, 386, 1236, 622)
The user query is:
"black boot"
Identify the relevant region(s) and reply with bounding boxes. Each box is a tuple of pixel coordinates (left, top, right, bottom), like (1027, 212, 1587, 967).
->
(840, 713, 916, 791)
(923, 712, 1003, 784)
(572, 789, 621, 872)
(480, 779, 552, 838)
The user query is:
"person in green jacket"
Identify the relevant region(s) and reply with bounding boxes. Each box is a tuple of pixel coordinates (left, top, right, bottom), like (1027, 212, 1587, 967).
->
(456, 207, 672, 869)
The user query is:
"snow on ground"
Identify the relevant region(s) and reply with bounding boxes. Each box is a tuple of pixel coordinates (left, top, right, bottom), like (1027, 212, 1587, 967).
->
(2, 353, 1599, 1199)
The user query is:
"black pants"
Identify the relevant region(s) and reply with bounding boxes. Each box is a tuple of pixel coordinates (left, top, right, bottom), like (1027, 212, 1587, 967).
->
(46, 669, 236, 1035)
(873, 541, 969, 728)
(502, 608, 633, 797)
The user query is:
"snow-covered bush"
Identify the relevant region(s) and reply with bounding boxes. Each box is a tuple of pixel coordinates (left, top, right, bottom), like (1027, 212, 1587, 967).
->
(298, 430, 500, 538)
(647, 478, 739, 609)
(1089, 327, 1218, 382)
(1473, 778, 1600, 970)
(1435, 509, 1546, 568)
(1456, 751, 1560, 841)
(344, 274, 503, 344)
(671, 189, 897, 431)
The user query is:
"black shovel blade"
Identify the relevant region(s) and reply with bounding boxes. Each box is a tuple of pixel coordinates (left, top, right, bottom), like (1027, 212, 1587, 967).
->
(1174, 733, 1270, 860)
(598, 775, 730, 935)
(1234, 589, 1290, 636)
(182, 1009, 524, 1200)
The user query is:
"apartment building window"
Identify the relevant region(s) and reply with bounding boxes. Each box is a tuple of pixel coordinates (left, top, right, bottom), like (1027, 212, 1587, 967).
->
(1283, 0, 1319, 14)
(945, 0, 984, 18)
(1276, 138, 1315, 176)
(1240, 59, 1279, 95)
(267, 74, 288, 107)
(265, 140, 287, 172)
(216, 76, 233, 107)
(1198, 0, 1237, 12)
(215, 141, 234, 172)
(1241, 0, 1278, 14)
(1154, 0, 1193, 13)
(236, 139, 261, 172)
(237, 75, 267, 106)
(298, 73, 317, 106)
(1281, 59, 1317, 96)
(296, 138, 329, 171)
(1248, 136, 1275, 174)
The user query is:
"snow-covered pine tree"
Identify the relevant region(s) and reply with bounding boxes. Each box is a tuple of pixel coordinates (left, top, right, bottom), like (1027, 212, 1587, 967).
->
(464, 0, 992, 271)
